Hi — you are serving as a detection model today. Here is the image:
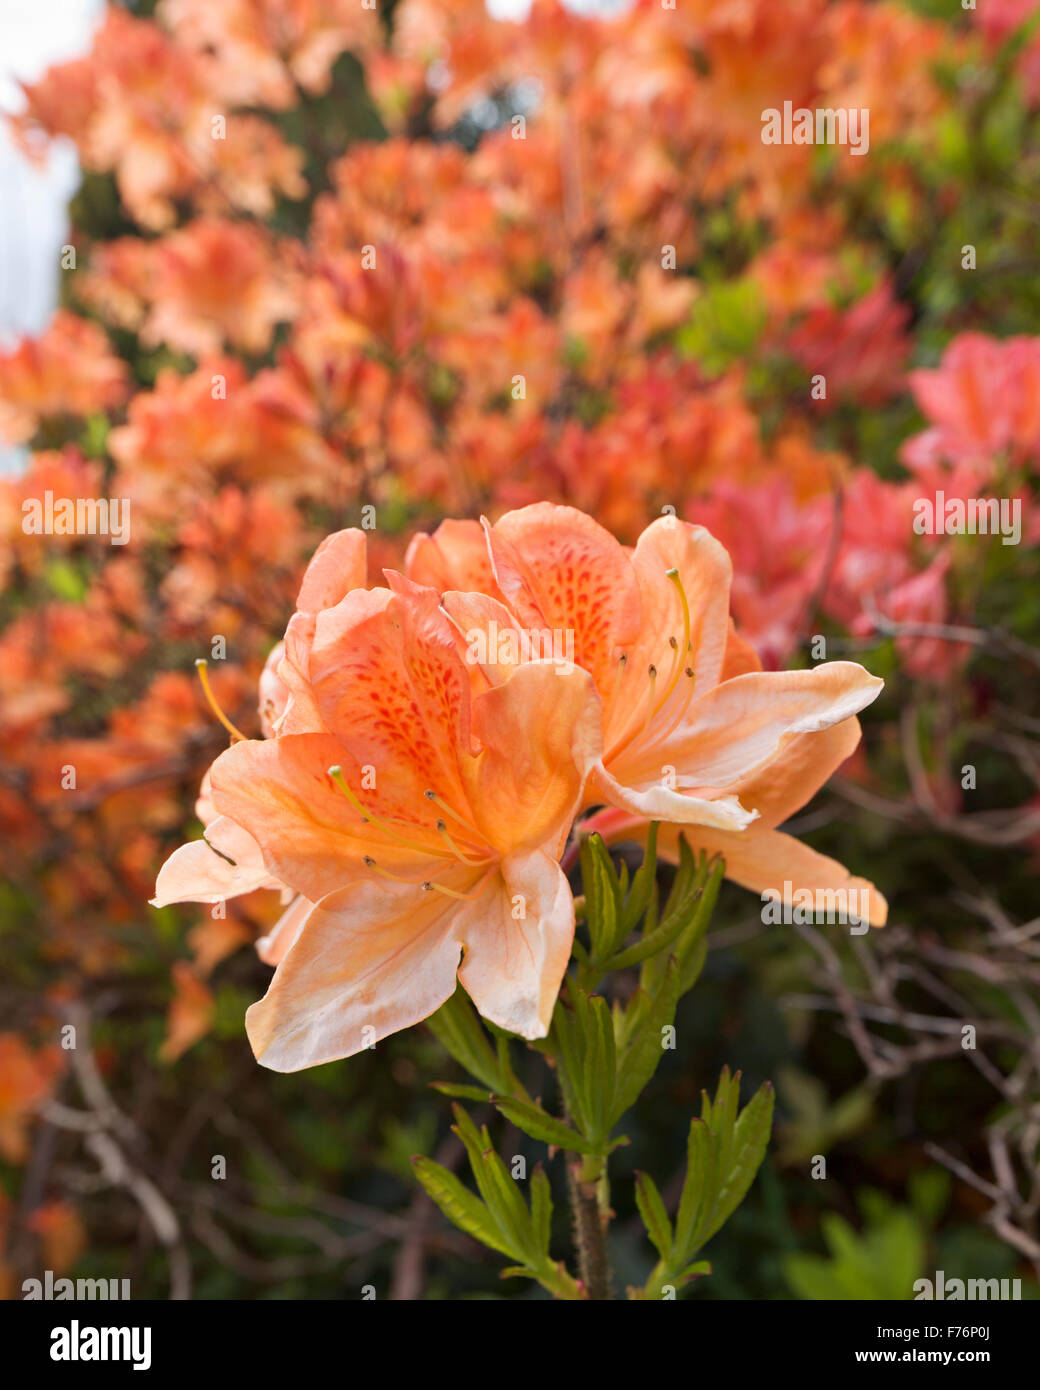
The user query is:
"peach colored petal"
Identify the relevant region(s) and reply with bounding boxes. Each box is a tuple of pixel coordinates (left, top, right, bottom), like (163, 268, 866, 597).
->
(245, 877, 469, 1070)
(308, 585, 473, 817)
(720, 621, 763, 679)
(465, 662, 601, 856)
(209, 733, 437, 901)
(258, 639, 288, 737)
(485, 502, 642, 693)
(656, 663, 883, 790)
(588, 760, 757, 831)
(441, 590, 525, 687)
(631, 518, 734, 695)
(151, 814, 278, 907)
(405, 518, 500, 596)
(256, 893, 313, 967)
(725, 717, 863, 829)
(455, 850, 574, 1039)
(295, 527, 367, 612)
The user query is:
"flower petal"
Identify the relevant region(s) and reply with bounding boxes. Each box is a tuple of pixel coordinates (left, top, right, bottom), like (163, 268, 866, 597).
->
(661, 662, 883, 790)
(405, 518, 500, 596)
(589, 760, 757, 831)
(245, 879, 466, 1071)
(150, 814, 277, 907)
(456, 850, 575, 1039)
(465, 661, 602, 855)
(256, 893, 312, 967)
(209, 733, 439, 901)
(485, 502, 642, 693)
(296, 528, 367, 613)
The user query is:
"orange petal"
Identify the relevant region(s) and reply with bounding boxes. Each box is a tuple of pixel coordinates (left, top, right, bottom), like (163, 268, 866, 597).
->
(151, 814, 278, 907)
(308, 585, 473, 818)
(209, 733, 438, 902)
(245, 878, 469, 1071)
(486, 502, 642, 694)
(456, 850, 574, 1039)
(296, 528, 367, 612)
(256, 893, 312, 967)
(589, 760, 757, 831)
(660, 662, 883, 790)
(631, 518, 734, 693)
(724, 717, 863, 829)
(465, 661, 602, 856)
(405, 518, 500, 596)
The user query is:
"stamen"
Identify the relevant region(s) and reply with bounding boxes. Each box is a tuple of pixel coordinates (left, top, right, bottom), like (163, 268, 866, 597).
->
(423, 873, 494, 902)
(424, 789, 484, 842)
(195, 659, 247, 742)
(657, 568, 693, 709)
(603, 652, 628, 732)
(363, 855, 424, 885)
(436, 818, 489, 866)
(329, 767, 448, 858)
(655, 667, 698, 744)
(641, 664, 658, 735)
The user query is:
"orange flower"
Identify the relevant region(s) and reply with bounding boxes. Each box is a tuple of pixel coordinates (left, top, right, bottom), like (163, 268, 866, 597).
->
(0, 312, 127, 445)
(153, 531, 602, 1066)
(416, 504, 883, 834)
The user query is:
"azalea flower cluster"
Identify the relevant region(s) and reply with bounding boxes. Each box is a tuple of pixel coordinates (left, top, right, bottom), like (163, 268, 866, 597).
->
(0, 0, 1037, 1298)
(151, 506, 884, 1070)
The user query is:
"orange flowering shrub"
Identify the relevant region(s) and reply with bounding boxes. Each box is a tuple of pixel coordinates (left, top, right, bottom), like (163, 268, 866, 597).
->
(1, 0, 1037, 1303)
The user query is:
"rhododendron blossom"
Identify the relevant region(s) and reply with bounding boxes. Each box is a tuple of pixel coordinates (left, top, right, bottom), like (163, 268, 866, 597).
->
(155, 508, 886, 1071)
(154, 530, 602, 1067)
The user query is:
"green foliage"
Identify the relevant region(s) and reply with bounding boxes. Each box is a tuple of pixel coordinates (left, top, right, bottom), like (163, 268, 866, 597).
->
(640, 1068, 775, 1299)
(783, 1199, 927, 1301)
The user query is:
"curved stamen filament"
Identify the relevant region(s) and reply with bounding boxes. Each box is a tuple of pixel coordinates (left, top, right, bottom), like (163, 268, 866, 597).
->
(363, 855, 426, 885)
(422, 871, 494, 902)
(436, 819, 490, 866)
(640, 664, 659, 736)
(657, 568, 693, 709)
(195, 659, 248, 743)
(655, 666, 697, 745)
(424, 789, 484, 844)
(329, 767, 448, 858)
(602, 652, 628, 735)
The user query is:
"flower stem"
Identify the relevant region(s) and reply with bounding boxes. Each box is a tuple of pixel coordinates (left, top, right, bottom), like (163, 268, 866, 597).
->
(567, 1156, 612, 1300)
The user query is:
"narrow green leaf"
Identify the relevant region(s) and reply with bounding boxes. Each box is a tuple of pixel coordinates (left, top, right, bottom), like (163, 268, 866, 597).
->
(430, 1082, 491, 1103)
(530, 1164, 553, 1254)
(490, 1094, 596, 1154)
(412, 1156, 513, 1257)
(610, 957, 681, 1126)
(427, 989, 506, 1092)
(700, 1081, 774, 1247)
(635, 1170, 673, 1261)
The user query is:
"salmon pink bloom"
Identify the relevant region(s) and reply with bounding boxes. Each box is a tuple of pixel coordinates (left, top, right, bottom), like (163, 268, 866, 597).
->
(410, 504, 884, 836)
(153, 530, 601, 1069)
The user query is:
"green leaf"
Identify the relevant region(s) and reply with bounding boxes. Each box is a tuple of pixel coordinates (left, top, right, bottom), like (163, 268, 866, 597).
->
(489, 1094, 596, 1154)
(411, 1156, 513, 1258)
(672, 1072, 775, 1265)
(530, 1164, 553, 1254)
(579, 832, 620, 960)
(610, 957, 681, 1126)
(429, 1082, 491, 1103)
(427, 989, 507, 1093)
(635, 1171, 673, 1261)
